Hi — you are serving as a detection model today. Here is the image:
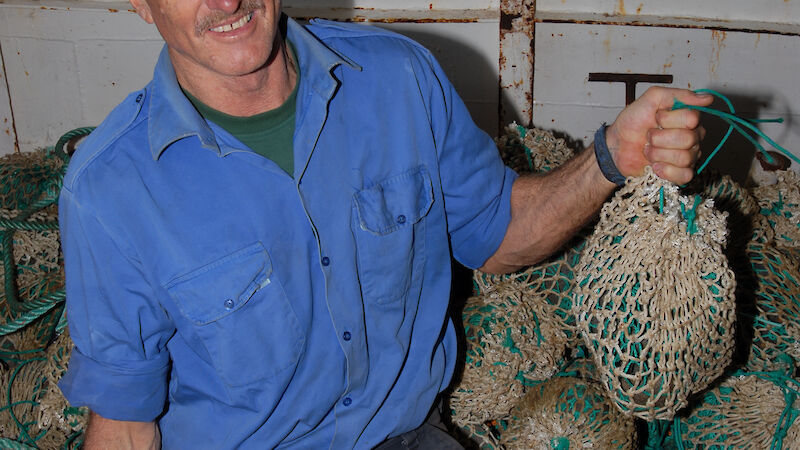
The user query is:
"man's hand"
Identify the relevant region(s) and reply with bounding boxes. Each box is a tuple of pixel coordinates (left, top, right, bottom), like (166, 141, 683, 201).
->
(605, 87, 713, 185)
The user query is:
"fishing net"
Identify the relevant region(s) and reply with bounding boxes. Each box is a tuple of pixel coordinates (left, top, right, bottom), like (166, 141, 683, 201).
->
(0, 330, 86, 449)
(495, 123, 574, 174)
(500, 376, 637, 449)
(668, 372, 800, 449)
(454, 422, 503, 450)
(743, 243, 800, 373)
(449, 293, 557, 426)
(574, 167, 736, 421)
(0, 149, 67, 356)
(753, 169, 800, 248)
(1, 129, 94, 449)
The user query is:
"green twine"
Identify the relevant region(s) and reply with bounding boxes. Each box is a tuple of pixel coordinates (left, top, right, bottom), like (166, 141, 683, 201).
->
(550, 436, 570, 449)
(659, 187, 665, 214)
(679, 195, 703, 235)
(0, 438, 38, 450)
(672, 89, 794, 175)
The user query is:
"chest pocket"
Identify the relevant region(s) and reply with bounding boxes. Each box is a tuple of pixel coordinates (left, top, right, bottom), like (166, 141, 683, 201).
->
(353, 166, 434, 304)
(166, 242, 304, 386)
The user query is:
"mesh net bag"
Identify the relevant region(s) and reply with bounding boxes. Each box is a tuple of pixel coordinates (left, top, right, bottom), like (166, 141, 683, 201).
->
(752, 169, 800, 248)
(1, 149, 67, 355)
(743, 243, 800, 373)
(450, 292, 560, 426)
(495, 124, 574, 174)
(0, 329, 86, 449)
(500, 376, 637, 449)
(573, 167, 736, 420)
(669, 373, 800, 449)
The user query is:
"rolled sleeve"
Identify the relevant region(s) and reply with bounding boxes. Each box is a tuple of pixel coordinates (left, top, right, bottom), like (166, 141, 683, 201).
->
(59, 348, 170, 422)
(59, 187, 174, 421)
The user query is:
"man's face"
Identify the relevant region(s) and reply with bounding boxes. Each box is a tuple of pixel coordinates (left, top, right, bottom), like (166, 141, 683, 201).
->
(130, 0, 282, 81)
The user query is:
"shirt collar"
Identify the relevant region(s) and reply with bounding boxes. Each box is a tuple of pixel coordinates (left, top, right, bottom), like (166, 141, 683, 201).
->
(147, 16, 361, 161)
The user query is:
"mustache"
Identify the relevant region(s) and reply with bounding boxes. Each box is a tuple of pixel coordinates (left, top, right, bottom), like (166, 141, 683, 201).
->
(195, 0, 266, 36)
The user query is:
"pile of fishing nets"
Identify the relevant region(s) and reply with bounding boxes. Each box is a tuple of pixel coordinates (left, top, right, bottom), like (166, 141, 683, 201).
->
(1, 129, 92, 449)
(448, 122, 800, 449)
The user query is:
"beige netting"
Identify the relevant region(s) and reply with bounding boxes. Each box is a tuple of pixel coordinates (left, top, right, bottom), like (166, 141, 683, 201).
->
(744, 243, 800, 373)
(0, 329, 86, 448)
(449, 292, 557, 426)
(495, 124, 575, 174)
(670, 374, 800, 449)
(573, 167, 736, 420)
(500, 377, 637, 449)
(752, 169, 800, 248)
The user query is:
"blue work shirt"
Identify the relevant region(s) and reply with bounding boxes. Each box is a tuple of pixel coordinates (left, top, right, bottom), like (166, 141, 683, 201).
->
(59, 17, 516, 449)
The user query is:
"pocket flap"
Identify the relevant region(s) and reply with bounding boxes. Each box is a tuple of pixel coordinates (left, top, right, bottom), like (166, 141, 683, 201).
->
(355, 167, 434, 236)
(166, 242, 272, 325)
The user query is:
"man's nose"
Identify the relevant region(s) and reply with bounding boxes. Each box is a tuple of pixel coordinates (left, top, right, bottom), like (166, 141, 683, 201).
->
(206, 0, 242, 14)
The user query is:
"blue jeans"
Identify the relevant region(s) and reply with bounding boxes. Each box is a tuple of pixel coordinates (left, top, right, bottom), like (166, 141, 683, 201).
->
(373, 400, 464, 450)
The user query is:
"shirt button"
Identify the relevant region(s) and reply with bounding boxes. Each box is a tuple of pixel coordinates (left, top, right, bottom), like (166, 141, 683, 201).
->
(321, 256, 330, 266)
(343, 397, 352, 406)
(343, 331, 351, 341)
(223, 299, 235, 309)
(396, 214, 406, 224)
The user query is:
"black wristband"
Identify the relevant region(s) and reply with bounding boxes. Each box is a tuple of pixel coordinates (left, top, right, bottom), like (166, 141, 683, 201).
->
(594, 124, 626, 186)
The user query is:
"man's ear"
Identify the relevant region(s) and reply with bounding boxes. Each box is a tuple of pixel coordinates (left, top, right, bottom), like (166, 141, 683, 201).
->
(129, 0, 154, 24)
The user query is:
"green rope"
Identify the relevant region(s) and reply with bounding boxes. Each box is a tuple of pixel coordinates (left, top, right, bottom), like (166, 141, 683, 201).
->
(673, 89, 795, 173)
(0, 438, 38, 450)
(0, 220, 59, 231)
(0, 292, 64, 337)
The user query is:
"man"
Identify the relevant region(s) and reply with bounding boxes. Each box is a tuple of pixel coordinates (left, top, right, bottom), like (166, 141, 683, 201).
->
(58, 0, 711, 448)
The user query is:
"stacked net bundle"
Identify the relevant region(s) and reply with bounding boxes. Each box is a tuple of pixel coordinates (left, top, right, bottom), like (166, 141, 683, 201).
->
(500, 376, 637, 449)
(752, 170, 800, 248)
(0, 138, 92, 448)
(1, 149, 68, 355)
(449, 292, 562, 426)
(574, 167, 736, 420)
(743, 242, 800, 373)
(495, 123, 574, 174)
(0, 330, 86, 449)
(668, 373, 800, 449)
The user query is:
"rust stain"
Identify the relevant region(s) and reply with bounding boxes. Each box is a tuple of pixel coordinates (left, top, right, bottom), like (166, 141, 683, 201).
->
(429, 3, 433, 9)
(348, 16, 478, 23)
(108, 8, 118, 13)
(537, 17, 799, 37)
(710, 30, 727, 79)
(24, 71, 29, 76)
(663, 61, 673, 70)
(615, 0, 627, 16)
(636, 3, 643, 14)
(755, 33, 761, 47)
(603, 36, 612, 58)
(5, 129, 10, 136)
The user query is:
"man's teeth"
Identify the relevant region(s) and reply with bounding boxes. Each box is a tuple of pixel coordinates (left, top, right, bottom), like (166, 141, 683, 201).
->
(210, 13, 253, 33)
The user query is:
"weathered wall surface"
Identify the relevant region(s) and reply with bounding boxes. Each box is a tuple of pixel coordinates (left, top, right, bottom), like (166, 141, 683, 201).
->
(0, 1, 500, 154)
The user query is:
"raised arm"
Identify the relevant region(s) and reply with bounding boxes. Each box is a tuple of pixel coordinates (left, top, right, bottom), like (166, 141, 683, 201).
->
(480, 87, 713, 274)
(83, 412, 160, 450)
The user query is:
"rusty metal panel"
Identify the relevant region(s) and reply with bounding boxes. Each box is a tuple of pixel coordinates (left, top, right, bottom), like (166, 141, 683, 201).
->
(536, 0, 800, 34)
(533, 22, 800, 181)
(284, 0, 499, 22)
(499, 0, 535, 128)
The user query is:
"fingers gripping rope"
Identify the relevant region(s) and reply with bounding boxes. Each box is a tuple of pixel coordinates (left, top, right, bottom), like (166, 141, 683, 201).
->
(672, 89, 793, 175)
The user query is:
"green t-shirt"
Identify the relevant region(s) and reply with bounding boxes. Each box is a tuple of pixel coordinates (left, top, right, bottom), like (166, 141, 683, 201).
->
(183, 49, 298, 177)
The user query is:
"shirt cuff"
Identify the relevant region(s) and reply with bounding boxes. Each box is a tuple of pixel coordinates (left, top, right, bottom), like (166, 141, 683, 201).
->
(452, 166, 518, 269)
(59, 347, 170, 422)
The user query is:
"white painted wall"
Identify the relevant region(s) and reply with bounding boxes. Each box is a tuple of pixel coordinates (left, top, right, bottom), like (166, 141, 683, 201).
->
(533, 22, 800, 181)
(0, 1, 499, 154)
